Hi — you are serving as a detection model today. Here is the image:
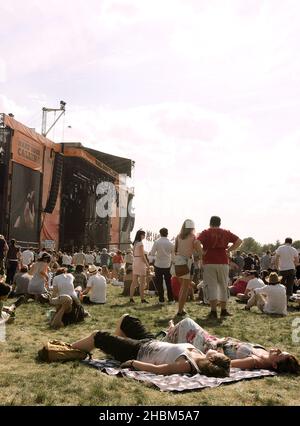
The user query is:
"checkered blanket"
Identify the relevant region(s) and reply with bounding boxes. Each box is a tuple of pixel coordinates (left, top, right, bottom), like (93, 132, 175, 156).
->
(82, 358, 276, 392)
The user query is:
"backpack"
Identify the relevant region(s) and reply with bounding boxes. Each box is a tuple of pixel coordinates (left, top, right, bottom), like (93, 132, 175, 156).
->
(62, 300, 85, 326)
(38, 340, 91, 362)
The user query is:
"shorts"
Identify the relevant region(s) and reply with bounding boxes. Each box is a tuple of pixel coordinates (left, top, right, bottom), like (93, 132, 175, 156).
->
(173, 256, 193, 280)
(113, 264, 122, 272)
(203, 264, 229, 302)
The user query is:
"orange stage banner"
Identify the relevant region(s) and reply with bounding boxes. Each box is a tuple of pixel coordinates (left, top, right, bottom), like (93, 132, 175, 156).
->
(11, 131, 43, 171)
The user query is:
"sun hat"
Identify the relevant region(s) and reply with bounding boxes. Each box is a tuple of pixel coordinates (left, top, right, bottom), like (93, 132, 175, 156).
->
(265, 272, 282, 284)
(101, 248, 108, 253)
(88, 265, 98, 275)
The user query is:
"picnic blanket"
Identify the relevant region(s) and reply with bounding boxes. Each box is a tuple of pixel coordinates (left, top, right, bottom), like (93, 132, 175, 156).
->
(82, 358, 276, 392)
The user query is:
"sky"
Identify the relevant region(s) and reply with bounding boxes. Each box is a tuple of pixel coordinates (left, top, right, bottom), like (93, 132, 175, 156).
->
(1, 0, 300, 244)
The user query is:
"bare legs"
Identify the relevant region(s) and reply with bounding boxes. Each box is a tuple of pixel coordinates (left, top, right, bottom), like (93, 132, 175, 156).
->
(71, 332, 97, 352)
(50, 295, 72, 329)
(177, 278, 190, 314)
(129, 275, 147, 303)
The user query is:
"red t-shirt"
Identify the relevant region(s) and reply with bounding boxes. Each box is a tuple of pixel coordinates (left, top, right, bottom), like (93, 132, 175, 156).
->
(231, 279, 247, 295)
(113, 255, 123, 264)
(198, 228, 239, 264)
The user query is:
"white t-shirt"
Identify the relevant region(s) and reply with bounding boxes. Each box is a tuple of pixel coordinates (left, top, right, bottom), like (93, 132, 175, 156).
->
(73, 252, 86, 266)
(52, 273, 77, 299)
(255, 284, 287, 315)
(137, 341, 201, 370)
(150, 237, 174, 268)
(276, 244, 298, 271)
(62, 254, 72, 265)
(87, 273, 106, 303)
(246, 278, 265, 296)
(21, 250, 34, 266)
(85, 254, 95, 265)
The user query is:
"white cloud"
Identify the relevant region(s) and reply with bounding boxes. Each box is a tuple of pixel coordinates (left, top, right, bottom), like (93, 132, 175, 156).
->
(1, 1, 300, 243)
(0, 58, 6, 83)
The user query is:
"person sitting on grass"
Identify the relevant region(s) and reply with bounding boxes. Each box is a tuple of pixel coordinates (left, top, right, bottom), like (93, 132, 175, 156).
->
(0, 280, 25, 324)
(12, 265, 32, 296)
(236, 270, 265, 302)
(81, 265, 106, 304)
(162, 317, 300, 374)
(245, 272, 287, 315)
(228, 271, 251, 296)
(48, 266, 89, 329)
(70, 314, 231, 377)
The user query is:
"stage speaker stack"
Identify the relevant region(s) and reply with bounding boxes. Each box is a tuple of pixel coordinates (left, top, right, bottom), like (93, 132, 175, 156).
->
(44, 152, 63, 214)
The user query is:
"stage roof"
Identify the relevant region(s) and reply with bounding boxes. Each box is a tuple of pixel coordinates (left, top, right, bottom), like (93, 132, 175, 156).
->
(62, 143, 134, 177)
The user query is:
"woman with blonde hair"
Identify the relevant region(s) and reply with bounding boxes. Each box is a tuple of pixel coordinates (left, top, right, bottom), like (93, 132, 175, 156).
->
(129, 230, 150, 304)
(174, 220, 202, 316)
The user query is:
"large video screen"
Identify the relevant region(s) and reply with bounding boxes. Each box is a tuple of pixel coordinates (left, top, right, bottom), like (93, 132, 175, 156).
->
(9, 163, 41, 243)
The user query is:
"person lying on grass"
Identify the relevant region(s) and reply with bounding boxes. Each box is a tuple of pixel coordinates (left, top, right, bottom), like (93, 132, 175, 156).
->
(71, 314, 231, 377)
(165, 317, 299, 374)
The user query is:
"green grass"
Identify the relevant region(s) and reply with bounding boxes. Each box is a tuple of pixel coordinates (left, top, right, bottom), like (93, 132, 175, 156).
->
(1, 286, 300, 406)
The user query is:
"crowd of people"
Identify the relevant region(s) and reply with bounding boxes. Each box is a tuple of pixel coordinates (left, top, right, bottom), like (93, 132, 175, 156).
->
(0, 237, 130, 328)
(0, 215, 300, 377)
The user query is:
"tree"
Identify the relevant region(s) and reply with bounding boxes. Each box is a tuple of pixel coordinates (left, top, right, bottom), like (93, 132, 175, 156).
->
(240, 237, 262, 255)
(293, 240, 300, 250)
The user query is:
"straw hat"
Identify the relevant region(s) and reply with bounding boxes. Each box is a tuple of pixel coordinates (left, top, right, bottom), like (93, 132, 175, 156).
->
(88, 265, 98, 275)
(265, 272, 282, 284)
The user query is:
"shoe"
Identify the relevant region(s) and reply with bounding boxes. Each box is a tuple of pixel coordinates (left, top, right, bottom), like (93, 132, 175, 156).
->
(176, 310, 187, 317)
(158, 301, 165, 305)
(168, 300, 175, 304)
(207, 311, 218, 319)
(14, 295, 26, 308)
(235, 299, 247, 304)
(141, 299, 149, 304)
(244, 306, 251, 311)
(220, 310, 232, 317)
(129, 299, 135, 304)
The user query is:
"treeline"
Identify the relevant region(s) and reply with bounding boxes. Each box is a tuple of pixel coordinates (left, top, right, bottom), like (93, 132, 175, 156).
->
(239, 237, 300, 255)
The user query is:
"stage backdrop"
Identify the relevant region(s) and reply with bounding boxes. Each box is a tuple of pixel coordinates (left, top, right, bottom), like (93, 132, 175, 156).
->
(9, 162, 42, 244)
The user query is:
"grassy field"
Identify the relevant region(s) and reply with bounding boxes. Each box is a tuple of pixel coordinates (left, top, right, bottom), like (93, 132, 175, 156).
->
(0, 285, 300, 406)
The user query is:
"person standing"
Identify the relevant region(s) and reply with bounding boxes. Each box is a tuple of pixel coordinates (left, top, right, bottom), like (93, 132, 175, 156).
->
(6, 239, 21, 285)
(260, 251, 272, 271)
(197, 216, 242, 319)
(62, 252, 72, 267)
(275, 238, 299, 299)
(0, 235, 8, 275)
(112, 250, 124, 279)
(150, 228, 175, 305)
(233, 251, 244, 275)
(99, 248, 110, 268)
(174, 220, 202, 316)
(244, 253, 254, 271)
(129, 230, 150, 304)
(72, 249, 86, 267)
